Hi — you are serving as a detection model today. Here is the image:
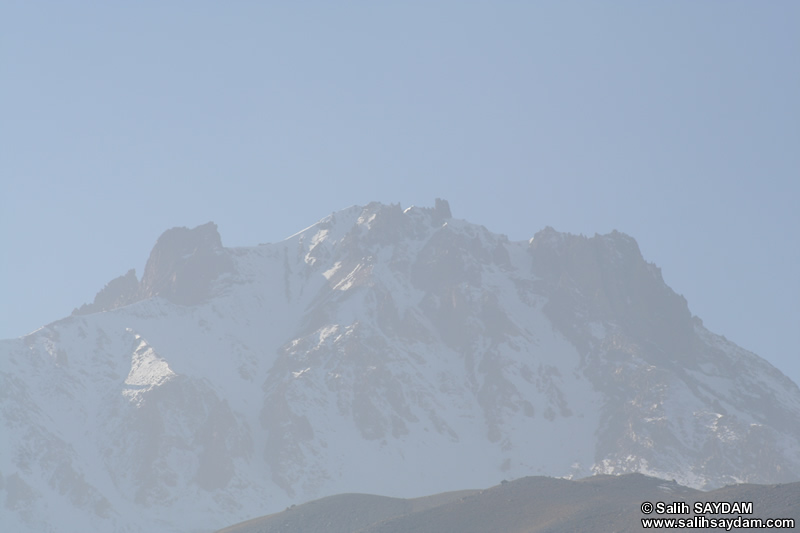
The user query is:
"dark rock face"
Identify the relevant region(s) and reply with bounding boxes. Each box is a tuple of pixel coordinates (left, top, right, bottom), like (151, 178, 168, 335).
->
(433, 197, 452, 221)
(138, 222, 233, 305)
(74, 222, 234, 314)
(529, 228, 693, 359)
(73, 269, 140, 315)
(527, 228, 800, 488)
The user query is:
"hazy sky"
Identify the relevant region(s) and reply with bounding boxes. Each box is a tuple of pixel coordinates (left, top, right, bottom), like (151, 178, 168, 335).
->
(2, 3, 798, 385)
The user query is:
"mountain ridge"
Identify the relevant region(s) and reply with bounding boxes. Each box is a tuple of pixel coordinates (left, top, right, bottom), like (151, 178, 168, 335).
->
(3, 199, 799, 532)
(214, 473, 800, 533)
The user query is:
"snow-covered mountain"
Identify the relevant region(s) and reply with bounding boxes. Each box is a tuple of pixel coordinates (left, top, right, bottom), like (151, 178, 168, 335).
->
(3, 200, 800, 532)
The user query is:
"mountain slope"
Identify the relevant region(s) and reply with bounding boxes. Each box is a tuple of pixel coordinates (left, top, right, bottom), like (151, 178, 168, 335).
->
(215, 474, 800, 533)
(214, 489, 479, 533)
(2, 200, 799, 532)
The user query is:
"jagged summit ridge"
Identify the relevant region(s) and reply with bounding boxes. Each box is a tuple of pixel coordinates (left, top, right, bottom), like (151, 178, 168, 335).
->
(74, 222, 233, 315)
(4, 199, 800, 533)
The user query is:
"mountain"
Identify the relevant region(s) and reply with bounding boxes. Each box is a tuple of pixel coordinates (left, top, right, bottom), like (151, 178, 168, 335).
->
(2, 200, 799, 532)
(215, 474, 800, 533)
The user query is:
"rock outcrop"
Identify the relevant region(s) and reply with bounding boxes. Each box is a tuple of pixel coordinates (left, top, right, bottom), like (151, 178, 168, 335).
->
(139, 222, 233, 305)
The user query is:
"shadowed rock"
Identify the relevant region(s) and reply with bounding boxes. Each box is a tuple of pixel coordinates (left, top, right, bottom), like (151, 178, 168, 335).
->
(139, 222, 233, 305)
(73, 269, 140, 315)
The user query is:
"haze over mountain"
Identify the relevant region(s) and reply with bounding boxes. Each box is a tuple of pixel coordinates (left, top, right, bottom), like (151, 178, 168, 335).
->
(2, 200, 799, 532)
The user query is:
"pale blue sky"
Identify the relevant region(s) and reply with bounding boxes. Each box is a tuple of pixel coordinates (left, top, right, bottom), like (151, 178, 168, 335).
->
(2, 2, 798, 384)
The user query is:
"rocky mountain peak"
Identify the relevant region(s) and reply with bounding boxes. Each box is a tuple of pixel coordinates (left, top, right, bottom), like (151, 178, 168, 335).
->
(5, 202, 800, 533)
(139, 222, 232, 305)
(529, 227, 692, 357)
